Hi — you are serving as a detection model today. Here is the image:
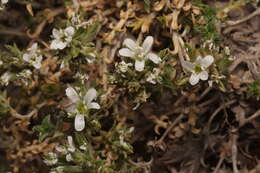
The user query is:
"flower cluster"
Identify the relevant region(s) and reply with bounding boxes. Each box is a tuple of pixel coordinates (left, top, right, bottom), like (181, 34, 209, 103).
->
(50, 26, 75, 50)
(16, 69, 32, 86)
(65, 87, 100, 131)
(118, 36, 161, 72)
(146, 68, 161, 84)
(22, 43, 43, 69)
(0, 72, 12, 86)
(115, 60, 133, 73)
(182, 55, 214, 85)
(43, 152, 58, 166)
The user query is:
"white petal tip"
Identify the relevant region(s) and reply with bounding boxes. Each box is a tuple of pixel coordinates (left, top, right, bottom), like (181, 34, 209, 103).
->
(75, 115, 85, 131)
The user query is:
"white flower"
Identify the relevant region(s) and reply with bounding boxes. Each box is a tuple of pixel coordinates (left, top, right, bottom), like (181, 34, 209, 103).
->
(23, 43, 43, 69)
(115, 61, 132, 73)
(51, 166, 64, 173)
(1, 0, 8, 4)
(182, 55, 214, 85)
(18, 69, 32, 80)
(17, 69, 32, 86)
(60, 59, 69, 69)
(224, 46, 230, 55)
(118, 36, 161, 72)
(0, 72, 12, 85)
(71, 12, 81, 26)
(75, 72, 89, 81)
(79, 144, 87, 151)
(50, 26, 75, 50)
(44, 152, 58, 166)
(66, 153, 73, 162)
(146, 68, 161, 84)
(56, 146, 67, 154)
(65, 87, 100, 131)
(86, 52, 96, 63)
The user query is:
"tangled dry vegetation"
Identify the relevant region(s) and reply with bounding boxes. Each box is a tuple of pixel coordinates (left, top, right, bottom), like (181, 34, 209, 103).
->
(0, 0, 260, 173)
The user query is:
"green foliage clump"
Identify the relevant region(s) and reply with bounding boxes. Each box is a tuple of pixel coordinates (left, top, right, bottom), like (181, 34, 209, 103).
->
(248, 79, 260, 99)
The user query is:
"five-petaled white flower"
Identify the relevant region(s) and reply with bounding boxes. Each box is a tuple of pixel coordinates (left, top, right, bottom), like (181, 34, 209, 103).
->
(23, 43, 43, 69)
(65, 87, 100, 131)
(50, 26, 75, 50)
(182, 55, 214, 85)
(118, 36, 161, 72)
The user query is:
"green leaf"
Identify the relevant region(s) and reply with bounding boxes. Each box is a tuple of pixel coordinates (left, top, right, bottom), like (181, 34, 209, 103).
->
(216, 55, 231, 74)
(143, 0, 151, 13)
(247, 79, 260, 98)
(33, 115, 55, 141)
(176, 77, 188, 86)
(192, 2, 221, 42)
(41, 83, 61, 97)
(161, 64, 176, 89)
(5, 43, 23, 58)
(0, 91, 10, 116)
(75, 21, 100, 43)
(58, 166, 84, 173)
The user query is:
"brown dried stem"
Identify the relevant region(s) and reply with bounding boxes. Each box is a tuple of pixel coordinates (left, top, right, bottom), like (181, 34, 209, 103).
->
(225, 8, 260, 26)
(206, 100, 236, 132)
(156, 114, 184, 145)
(231, 130, 239, 173)
(27, 8, 66, 39)
(240, 109, 260, 126)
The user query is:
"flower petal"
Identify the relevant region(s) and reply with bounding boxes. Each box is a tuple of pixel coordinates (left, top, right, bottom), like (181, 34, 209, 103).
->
(146, 52, 161, 64)
(74, 114, 85, 131)
(66, 104, 77, 113)
(66, 153, 73, 162)
(22, 53, 31, 62)
(2, 0, 8, 4)
(50, 40, 67, 50)
(142, 36, 154, 54)
(118, 48, 134, 58)
(182, 61, 195, 72)
(84, 88, 97, 105)
(32, 61, 42, 69)
(199, 71, 209, 80)
(189, 73, 200, 85)
(135, 60, 145, 72)
(123, 38, 137, 51)
(66, 87, 80, 103)
(196, 55, 214, 68)
(67, 136, 75, 152)
(64, 26, 75, 37)
(29, 43, 38, 51)
(88, 102, 100, 109)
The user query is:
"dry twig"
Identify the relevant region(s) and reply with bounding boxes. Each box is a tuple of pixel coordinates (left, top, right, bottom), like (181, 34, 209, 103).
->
(206, 100, 236, 133)
(231, 129, 239, 173)
(156, 114, 184, 145)
(240, 109, 260, 126)
(225, 8, 260, 26)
